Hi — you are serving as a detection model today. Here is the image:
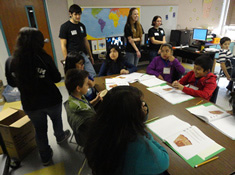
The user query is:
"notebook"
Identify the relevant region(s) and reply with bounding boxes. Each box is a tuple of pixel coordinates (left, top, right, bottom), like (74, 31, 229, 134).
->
(147, 83, 194, 104)
(186, 103, 235, 140)
(146, 115, 225, 168)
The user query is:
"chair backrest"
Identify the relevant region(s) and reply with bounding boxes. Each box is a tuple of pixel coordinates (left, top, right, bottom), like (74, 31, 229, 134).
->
(172, 67, 183, 82)
(210, 86, 219, 103)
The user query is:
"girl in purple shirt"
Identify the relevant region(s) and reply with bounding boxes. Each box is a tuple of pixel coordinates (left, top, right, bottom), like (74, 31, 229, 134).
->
(147, 43, 185, 83)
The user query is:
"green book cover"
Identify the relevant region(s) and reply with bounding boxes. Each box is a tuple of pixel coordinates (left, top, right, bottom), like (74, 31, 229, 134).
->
(146, 115, 225, 168)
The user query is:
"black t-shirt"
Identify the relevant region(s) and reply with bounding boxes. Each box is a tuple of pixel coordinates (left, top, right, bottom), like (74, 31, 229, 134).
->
(124, 23, 144, 53)
(148, 27, 165, 51)
(59, 20, 87, 53)
(10, 52, 62, 111)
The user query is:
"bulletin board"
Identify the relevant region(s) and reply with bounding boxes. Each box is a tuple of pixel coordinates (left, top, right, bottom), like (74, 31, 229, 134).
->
(141, 6, 178, 42)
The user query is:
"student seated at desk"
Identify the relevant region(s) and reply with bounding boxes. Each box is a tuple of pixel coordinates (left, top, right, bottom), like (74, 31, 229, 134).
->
(64, 69, 101, 147)
(172, 55, 217, 100)
(147, 43, 185, 83)
(84, 86, 169, 175)
(64, 51, 96, 101)
(98, 46, 137, 76)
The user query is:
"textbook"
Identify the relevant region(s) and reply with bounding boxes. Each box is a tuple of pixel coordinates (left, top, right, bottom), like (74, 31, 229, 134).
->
(186, 103, 235, 140)
(146, 115, 225, 168)
(147, 84, 194, 104)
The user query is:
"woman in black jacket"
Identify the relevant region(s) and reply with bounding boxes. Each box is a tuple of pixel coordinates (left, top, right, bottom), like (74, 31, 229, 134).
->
(8, 27, 70, 166)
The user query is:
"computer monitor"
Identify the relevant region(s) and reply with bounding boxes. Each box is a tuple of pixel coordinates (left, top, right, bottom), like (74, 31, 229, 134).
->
(106, 36, 126, 50)
(192, 28, 208, 42)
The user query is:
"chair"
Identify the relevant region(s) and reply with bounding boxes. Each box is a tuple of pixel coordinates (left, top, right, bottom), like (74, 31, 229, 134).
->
(210, 86, 219, 103)
(216, 59, 233, 83)
(63, 101, 84, 152)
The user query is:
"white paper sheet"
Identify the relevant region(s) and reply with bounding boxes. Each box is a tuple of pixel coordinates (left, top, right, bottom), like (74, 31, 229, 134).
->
(140, 77, 166, 87)
(210, 115, 235, 140)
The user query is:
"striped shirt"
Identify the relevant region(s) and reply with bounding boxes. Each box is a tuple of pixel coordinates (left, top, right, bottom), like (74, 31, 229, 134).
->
(217, 49, 234, 63)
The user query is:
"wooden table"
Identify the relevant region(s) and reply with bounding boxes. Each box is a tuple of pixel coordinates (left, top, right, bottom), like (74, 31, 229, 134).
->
(95, 75, 235, 175)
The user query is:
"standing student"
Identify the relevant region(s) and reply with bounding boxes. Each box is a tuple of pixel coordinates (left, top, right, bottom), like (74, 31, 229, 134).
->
(98, 46, 137, 76)
(217, 37, 235, 91)
(84, 86, 169, 174)
(124, 8, 144, 67)
(148, 16, 166, 62)
(9, 27, 70, 166)
(147, 43, 185, 83)
(64, 69, 100, 147)
(172, 55, 217, 100)
(59, 4, 96, 78)
(64, 51, 96, 101)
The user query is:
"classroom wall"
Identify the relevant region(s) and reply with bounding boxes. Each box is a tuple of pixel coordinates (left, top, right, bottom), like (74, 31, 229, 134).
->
(45, 0, 69, 77)
(45, 0, 224, 76)
(74, 0, 223, 30)
(0, 27, 9, 85)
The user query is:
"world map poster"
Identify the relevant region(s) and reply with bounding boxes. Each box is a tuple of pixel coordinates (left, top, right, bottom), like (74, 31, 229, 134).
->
(81, 8, 140, 40)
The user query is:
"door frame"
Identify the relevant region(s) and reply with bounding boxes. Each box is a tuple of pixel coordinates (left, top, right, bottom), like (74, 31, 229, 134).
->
(43, 0, 58, 67)
(0, 20, 10, 56)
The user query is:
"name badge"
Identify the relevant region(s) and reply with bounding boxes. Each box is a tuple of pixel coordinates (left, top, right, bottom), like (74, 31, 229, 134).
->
(71, 30, 77, 35)
(163, 67, 170, 74)
(154, 32, 159, 36)
(188, 84, 199, 90)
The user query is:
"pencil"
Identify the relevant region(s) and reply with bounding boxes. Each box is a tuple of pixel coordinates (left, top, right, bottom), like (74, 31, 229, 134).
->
(145, 116, 160, 123)
(196, 100, 203, 105)
(194, 156, 219, 168)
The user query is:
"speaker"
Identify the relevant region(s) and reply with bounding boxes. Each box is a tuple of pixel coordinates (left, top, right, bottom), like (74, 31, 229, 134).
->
(170, 30, 190, 46)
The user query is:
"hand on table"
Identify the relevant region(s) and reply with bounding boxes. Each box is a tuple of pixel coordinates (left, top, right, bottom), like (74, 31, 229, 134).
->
(172, 81, 184, 90)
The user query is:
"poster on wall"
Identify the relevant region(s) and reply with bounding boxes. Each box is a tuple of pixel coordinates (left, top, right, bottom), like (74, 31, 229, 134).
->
(81, 7, 140, 40)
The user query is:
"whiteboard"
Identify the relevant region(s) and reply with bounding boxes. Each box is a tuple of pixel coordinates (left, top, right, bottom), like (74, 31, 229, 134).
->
(141, 6, 178, 42)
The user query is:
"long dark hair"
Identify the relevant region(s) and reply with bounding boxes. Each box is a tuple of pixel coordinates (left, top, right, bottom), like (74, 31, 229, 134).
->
(84, 86, 148, 174)
(105, 45, 124, 73)
(13, 27, 45, 93)
(64, 51, 85, 74)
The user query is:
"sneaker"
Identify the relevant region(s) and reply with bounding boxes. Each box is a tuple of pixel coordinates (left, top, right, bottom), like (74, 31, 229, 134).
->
(42, 149, 53, 166)
(57, 130, 71, 144)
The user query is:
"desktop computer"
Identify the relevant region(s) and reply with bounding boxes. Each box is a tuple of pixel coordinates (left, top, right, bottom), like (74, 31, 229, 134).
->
(170, 30, 191, 46)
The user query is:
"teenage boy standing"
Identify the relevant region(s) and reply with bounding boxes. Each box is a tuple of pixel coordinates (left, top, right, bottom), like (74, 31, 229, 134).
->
(59, 4, 96, 78)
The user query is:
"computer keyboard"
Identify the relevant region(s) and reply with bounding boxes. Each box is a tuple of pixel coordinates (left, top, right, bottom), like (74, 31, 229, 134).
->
(182, 47, 198, 52)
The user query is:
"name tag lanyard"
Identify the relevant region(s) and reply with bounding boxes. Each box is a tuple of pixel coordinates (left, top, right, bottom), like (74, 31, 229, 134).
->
(71, 95, 91, 107)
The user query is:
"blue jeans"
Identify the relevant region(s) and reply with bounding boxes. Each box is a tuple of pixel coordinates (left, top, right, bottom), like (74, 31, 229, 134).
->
(80, 52, 96, 78)
(25, 103, 64, 158)
(126, 52, 139, 67)
(149, 50, 158, 62)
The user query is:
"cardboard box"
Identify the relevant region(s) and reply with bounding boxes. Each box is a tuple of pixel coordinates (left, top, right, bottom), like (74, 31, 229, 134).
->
(0, 108, 36, 160)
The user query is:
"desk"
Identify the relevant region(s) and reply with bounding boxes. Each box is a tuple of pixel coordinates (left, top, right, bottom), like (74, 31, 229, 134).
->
(173, 49, 217, 73)
(94, 75, 235, 175)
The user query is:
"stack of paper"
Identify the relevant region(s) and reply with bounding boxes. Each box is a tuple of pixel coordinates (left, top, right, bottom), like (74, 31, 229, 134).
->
(116, 72, 144, 83)
(139, 77, 166, 87)
(147, 84, 194, 104)
(105, 78, 129, 90)
(186, 103, 235, 140)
